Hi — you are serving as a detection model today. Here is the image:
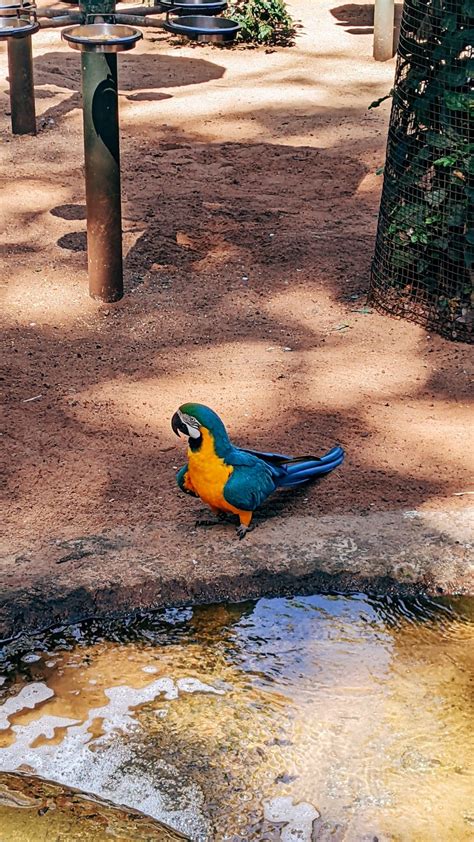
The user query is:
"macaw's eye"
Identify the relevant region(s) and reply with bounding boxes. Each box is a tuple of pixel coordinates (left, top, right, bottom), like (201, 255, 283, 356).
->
(181, 412, 199, 429)
(181, 413, 201, 439)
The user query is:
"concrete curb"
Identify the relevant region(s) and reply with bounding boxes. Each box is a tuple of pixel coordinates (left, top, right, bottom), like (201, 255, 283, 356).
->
(1, 507, 472, 640)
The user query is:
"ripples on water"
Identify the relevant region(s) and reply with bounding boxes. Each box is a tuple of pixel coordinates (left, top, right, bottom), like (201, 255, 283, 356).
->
(0, 593, 473, 840)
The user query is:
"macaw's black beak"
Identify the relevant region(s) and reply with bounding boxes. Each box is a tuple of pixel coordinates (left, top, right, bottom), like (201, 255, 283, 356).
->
(171, 411, 188, 438)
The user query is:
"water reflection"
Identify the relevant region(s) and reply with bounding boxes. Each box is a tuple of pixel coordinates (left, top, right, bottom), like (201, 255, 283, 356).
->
(0, 594, 473, 840)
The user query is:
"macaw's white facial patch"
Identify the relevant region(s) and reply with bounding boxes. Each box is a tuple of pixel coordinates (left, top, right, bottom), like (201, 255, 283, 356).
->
(187, 424, 201, 439)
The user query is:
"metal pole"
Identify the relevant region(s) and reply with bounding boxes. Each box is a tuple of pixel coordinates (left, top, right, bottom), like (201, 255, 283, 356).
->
(7, 35, 36, 135)
(81, 51, 123, 301)
(373, 0, 395, 62)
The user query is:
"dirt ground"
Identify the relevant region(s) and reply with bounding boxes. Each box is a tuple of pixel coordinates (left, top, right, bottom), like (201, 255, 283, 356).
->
(1, 0, 473, 634)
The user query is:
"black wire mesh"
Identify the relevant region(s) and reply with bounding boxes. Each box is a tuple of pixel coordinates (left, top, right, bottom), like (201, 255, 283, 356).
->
(369, 0, 473, 342)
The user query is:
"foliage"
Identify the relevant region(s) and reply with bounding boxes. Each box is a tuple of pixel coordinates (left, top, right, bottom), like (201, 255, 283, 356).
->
(370, 0, 473, 339)
(228, 0, 295, 45)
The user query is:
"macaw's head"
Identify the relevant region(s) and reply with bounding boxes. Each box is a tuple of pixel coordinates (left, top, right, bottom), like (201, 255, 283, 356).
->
(171, 403, 230, 452)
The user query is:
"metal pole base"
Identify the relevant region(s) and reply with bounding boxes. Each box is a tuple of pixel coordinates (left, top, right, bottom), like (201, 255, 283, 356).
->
(81, 51, 124, 302)
(7, 36, 37, 135)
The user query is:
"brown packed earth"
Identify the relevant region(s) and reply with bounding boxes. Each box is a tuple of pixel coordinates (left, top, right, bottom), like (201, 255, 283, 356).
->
(1, 0, 472, 634)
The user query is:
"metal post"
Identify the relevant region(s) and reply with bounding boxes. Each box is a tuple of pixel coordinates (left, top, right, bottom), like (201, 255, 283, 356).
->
(81, 51, 123, 301)
(373, 0, 395, 62)
(7, 35, 36, 135)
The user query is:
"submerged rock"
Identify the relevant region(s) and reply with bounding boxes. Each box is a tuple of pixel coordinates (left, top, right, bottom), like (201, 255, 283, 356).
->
(0, 771, 189, 841)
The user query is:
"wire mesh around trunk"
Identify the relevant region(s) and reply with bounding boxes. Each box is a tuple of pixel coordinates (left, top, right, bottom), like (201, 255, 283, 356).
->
(369, 0, 473, 343)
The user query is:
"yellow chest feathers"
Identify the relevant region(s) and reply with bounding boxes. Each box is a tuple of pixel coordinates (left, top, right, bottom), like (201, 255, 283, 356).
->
(187, 428, 233, 509)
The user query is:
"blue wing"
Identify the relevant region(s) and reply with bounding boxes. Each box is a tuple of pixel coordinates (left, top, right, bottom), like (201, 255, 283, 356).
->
(176, 464, 198, 497)
(223, 452, 277, 512)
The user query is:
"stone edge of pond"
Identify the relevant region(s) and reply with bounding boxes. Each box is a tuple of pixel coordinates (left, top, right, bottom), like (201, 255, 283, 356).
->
(1, 506, 473, 641)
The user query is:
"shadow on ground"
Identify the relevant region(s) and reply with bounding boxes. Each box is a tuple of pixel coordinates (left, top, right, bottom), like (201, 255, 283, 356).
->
(2, 105, 471, 571)
(330, 3, 403, 36)
(29, 50, 226, 123)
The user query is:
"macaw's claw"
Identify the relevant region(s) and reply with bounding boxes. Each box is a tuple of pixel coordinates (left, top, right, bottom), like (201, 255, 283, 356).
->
(236, 523, 254, 540)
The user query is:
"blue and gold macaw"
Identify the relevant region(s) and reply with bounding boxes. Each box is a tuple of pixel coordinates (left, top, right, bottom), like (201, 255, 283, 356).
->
(171, 403, 344, 539)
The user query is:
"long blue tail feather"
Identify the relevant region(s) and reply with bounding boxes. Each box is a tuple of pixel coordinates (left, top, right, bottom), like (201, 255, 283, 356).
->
(282, 458, 343, 480)
(242, 444, 344, 488)
(278, 454, 344, 487)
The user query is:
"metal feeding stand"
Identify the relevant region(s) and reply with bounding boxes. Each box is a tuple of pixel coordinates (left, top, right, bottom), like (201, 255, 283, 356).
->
(62, 22, 142, 301)
(2, 0, 239, 302)
(0, 0, 239, 302)
(0, 1, 39, 134)
(61, 3, 238, 301)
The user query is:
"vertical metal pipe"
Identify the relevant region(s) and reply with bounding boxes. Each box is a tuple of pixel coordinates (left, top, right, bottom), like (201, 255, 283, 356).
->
(7, 35, 36, 135)
(373, 0, 395, 61)
(81, 51, 123, 301)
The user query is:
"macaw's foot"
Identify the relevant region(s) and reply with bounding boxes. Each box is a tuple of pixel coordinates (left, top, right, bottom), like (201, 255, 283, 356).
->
(195, 512, 228, 528)
(236, 523, 255, 540)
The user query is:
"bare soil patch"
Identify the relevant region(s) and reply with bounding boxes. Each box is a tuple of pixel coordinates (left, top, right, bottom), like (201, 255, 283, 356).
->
(1, 0, 472, 634)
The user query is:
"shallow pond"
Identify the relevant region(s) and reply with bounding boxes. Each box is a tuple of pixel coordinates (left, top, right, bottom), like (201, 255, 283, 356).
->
(0, 593, 473, 840)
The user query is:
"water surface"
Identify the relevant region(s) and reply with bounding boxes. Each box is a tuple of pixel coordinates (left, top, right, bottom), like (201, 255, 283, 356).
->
(0, 594, 473, 840)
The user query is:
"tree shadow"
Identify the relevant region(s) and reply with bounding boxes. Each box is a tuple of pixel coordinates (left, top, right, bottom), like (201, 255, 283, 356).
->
(51, 204, 86, 220)
(48, 121, 374, 302)
(117, 131, 371, 299)
(330, 2, 402, 49)
(330, 3, 403, 33)
(33, 50, 225, 92)
(2, 111, 471, 584)
(32, 50, 226, 123)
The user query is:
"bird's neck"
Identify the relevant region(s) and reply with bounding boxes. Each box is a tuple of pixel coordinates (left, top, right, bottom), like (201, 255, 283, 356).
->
(187, 427, 230, 460)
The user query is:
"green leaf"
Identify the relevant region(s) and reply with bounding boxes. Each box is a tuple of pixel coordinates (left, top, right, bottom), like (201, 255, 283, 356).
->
(445, 92, 473, 112)
(433, 155, 457, 167)
(375, 165, 385, 176)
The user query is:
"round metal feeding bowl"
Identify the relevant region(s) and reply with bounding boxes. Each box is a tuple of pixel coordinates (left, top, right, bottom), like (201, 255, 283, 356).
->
(164, 13, 239, 42)
(0, 13, 38, 38)
(161, 0, 227, 16)
(0, 0, 38, 38)
(62, 23, 142, 52)
(0, 2, 22, 10)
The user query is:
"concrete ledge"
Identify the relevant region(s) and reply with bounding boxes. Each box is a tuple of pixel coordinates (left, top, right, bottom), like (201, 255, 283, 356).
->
(1, 507, 472, 640)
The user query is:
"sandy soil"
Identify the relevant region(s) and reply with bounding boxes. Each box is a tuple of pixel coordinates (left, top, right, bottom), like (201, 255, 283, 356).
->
(1, 0, 472, 627)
